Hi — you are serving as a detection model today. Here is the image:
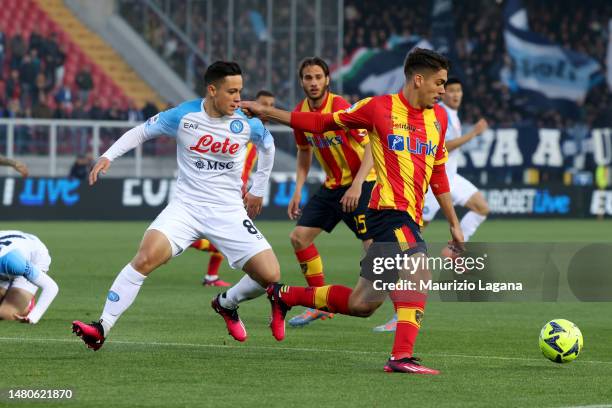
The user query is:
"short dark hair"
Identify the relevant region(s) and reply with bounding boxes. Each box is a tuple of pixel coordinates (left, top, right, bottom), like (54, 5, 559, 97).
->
(403, 48, 450, 78)
(204, 61, 242, 86)
(445, 77, 462, 88)
(255, 89, 274, 99)
(298, 57, 329, 79)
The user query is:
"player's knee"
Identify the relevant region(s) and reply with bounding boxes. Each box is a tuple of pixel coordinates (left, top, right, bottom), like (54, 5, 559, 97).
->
(289, 229, 311, 250)
(131, 251, 158, 274)
(475, 200, 490, 216)
(347, 298, 378, 317)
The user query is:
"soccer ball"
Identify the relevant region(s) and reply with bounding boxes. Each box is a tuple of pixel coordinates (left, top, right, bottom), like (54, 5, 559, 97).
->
(538, 319, 583, 363)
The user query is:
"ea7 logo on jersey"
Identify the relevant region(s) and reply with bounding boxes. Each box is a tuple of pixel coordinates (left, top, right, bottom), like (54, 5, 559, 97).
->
(147, 114, 159, 125)
(387, 134, 438, 156)
(190, 135, 240, 155)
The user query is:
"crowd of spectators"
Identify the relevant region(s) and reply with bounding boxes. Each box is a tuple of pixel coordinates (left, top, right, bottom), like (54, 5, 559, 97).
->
(119, 0, 611, 130)
(0, 28, 159, 122)
(118, 0, 339, 107)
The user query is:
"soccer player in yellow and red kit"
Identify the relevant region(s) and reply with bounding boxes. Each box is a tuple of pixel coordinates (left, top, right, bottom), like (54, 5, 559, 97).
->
(192, 90, 276, 287)
(242, 48, 464, 374)
(287, 57, 375, 327)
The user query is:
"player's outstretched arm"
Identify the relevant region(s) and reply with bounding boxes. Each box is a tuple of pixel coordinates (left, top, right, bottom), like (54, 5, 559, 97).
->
(445, 118, 489, 152)
(0, 155, 29, 177)
(89, 157, 111, 185)
(241, 101, 342, 134)
(15, 273, 59, 324)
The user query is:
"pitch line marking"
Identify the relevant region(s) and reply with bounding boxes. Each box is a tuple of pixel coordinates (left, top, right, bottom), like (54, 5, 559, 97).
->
(0, 336, 611, 365)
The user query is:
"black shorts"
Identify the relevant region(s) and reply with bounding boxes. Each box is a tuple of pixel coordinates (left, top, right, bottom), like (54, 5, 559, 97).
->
(297, 181, 375, 241)
(360, 209, 428, 282)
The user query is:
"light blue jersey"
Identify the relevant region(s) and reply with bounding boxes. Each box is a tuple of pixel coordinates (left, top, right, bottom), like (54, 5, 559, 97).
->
(141, 99, 274, 206)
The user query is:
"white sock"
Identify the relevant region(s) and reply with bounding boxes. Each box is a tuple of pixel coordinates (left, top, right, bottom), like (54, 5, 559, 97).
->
(205, 274, 218, 282)
(218, 275, 265, 310)
(460, 211, 487, 242)
(100, 264, 147, 335)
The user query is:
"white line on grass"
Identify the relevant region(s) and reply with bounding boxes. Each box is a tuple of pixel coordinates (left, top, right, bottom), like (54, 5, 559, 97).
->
(1, 336, 611, 365)
(555, 405, 612, 408)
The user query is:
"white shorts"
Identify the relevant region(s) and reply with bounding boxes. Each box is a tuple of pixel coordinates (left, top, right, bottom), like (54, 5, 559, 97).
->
(0, 276, 38, 296)
(422, 174, 479, 222)
(147, 198, 272, 269)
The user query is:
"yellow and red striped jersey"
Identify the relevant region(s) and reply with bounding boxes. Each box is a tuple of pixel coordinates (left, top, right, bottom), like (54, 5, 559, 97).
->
(293, 92, 376, 189)
(331, 93, 448, 225)
(241, 142, 258, 186)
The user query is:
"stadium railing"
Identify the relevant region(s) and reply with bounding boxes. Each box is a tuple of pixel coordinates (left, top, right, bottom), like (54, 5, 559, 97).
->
(0, 118, 299, 177)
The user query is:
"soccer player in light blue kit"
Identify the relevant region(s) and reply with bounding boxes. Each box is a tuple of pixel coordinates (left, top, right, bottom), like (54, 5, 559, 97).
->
(0, 231, 59, 324)
(73, 61, 282, 350)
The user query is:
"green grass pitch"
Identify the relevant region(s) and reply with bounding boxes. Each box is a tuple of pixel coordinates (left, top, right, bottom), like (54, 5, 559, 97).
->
(1, 220, 611, 407)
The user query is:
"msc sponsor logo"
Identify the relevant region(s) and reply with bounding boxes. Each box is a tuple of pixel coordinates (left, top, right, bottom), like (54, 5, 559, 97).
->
(194, 159, 235, 171)
(387, 134, 438, 156)
(190, 134, 240, 155)
(483, 189, 570, 215)
(307, 135, 343, 149)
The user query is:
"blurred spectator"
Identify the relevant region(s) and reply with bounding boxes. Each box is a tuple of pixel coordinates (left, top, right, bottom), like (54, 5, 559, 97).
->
(75, 65, 94, 104)
(107, 99, 126, 121)
(19, 52, 39, 106)
(141, 101, 158, 119)
(31, 94, 53, 119)
(54, 83, 73, 107)
(69, 153, 93, 180)
(9, 31, 26, 69)
(126, 101, 144, 122)
(5, 69, 20, 101)
(0, 31, 5, 79)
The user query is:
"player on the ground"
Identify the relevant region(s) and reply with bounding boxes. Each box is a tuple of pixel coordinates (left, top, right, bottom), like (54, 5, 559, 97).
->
(0, 231, 59, 324)
(72, 61, 280, 350)
(372, 77, 490, 332)
(0, 155, 29, 177)
(190, 90, 276, 288)
(287, 57, 375, 327)
(242, 48, 464, 374)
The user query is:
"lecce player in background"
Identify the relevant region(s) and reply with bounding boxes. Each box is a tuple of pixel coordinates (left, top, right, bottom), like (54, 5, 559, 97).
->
(287, 57, 375, 327)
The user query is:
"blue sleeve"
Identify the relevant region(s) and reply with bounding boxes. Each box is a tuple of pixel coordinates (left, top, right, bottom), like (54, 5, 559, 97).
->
(0, 251, 40, 281)
(144, 99, 202, 138)
(235, 110, 274, 149)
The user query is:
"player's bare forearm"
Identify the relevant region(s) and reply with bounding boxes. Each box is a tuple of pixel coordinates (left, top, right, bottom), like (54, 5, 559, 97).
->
(351, 143, 374, 185)
(294, 148, 312, 194)
(436, 192, 465, 248)
(436, 192, 460, 228)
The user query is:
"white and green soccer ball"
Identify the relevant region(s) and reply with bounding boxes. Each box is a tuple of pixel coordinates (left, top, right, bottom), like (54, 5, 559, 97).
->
(539, 319, 583, 363)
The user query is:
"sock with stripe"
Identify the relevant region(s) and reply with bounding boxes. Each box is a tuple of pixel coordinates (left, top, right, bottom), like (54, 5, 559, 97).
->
(295, 244, 325, 287)
(389, 290, 427, 359)
(279, 284, 352, 314)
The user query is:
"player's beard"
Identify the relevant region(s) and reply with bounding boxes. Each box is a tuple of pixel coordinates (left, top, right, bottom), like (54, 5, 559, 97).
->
(306, 85, 328, 105)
